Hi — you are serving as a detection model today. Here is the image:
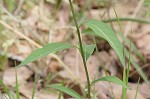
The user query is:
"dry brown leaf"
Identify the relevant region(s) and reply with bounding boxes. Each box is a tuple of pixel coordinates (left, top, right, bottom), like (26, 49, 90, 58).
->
(138, 82, 150, 99)
(26, 5, 53, 31)
(95, 82, 145, 99)
(60, 48, 100, 82)
(3, 67, 33, 86)
(141, 24, 150, 33)
(129, 82, 150, 99)
(48, 59, 62, 73)
(57, 9, 70, 26)
(134, 32, 150, 60)
(19, 83, 59, 99)
(50, 30, 68, 43)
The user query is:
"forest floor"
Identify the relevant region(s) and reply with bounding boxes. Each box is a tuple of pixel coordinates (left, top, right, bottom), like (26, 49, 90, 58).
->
(0, 0, 150, 99)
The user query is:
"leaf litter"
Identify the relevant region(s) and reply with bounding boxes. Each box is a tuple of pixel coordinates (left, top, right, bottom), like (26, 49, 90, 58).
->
(0, 0, 150, 99)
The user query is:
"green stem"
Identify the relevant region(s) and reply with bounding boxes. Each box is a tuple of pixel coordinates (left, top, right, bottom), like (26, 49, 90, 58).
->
(102, 17, 150, 24)
(92, 36, 116, 99)
(15, 61, 20, 99)
(0, 8, 2, 33)
(112, 3, 127, 99)
(68, 0, 91, 99)
(126, 32, 132, 85)
(122, 68, 127, 99)
(32, 74, 38, 99)
(134, 77, 140, 99)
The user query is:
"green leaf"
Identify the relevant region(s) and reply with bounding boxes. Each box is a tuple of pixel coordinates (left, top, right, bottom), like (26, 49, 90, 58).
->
(49, 84, 82, 99)
(84, 20, 125, 67)
(92, 76, 127, 88)
(84, 28, 144, 62)
(83, 44, 96, 61)
(83, 28, 147, 82)
(82, 28, 96, 35)
(17, 42, 74, 68)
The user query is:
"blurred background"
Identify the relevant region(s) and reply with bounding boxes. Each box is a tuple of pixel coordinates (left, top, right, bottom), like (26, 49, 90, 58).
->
(0, 0, 150, 99)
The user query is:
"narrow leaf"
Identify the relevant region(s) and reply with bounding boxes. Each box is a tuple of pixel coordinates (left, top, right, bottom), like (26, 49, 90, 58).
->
(92, 76, 127, 88)
(124, 49, 148, 82)
(84, 20, 125, 67)
(49, 84, 82, 99)
(15, 62, 20, 99)
(134, 77, 140, 99)
(82, 28, 97, 35)
(83, 28, 144, 61)
(17, 42, 74, 68)
(83, 28, 147, 82)
(83, 44, 96, 61)
(32, 74, 39, 99)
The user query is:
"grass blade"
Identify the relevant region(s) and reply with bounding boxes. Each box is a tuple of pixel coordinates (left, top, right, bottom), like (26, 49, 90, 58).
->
(58, 80, 65, 99)
(32, 74, 39, 99)
(92, 76, 128, 88)
(124, 49, 148, 82)
(15, 69, 20, 99)
(17, 42, 74, 68)
(49, 84, 82, 99)
(83, 28, 144, 62)
(84, 20, 125, 67)
(134, 77, 140, 99)
(102, 17, 150, 24)
(83, 28, 147, 82)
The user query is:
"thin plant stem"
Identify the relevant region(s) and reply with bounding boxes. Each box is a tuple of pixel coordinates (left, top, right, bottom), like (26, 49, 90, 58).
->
(92, 36, 116, 99)
(93, 35, 116, 99)
(126, 30, 132, 85)
(15, 71, 20, 99)
(122, 68, 127, 99)
(32, 74, 39, 99)
(134, 77, 140, 99)
(58, 80, 65, 99)
(68, 0, 91, 98)
(122, 31, 132, 99)
(102, 17, 150, 24)
(15, 61, 20, 99)
(92, 77, 96, 99)
(112, 2, 127, 99)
